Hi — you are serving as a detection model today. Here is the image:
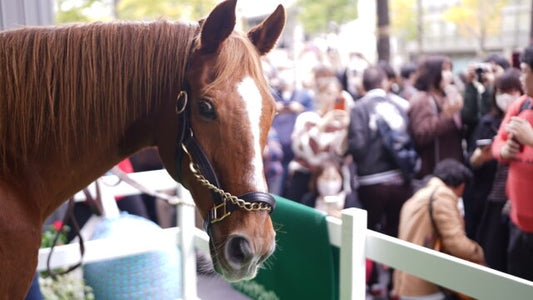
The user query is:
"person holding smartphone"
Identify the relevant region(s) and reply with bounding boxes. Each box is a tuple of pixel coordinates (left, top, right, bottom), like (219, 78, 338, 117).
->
(287, 76, 351, 207)
(408, 55, 464, 178)
(462, 68, 523, 272)
(491, 45, 533, 281)
(469, 68, 523, 168)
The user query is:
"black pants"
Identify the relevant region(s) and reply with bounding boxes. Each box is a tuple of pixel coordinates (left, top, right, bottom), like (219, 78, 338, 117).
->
(358, 181, 412, 237)
(476, 201, 509, 272)
(507, 221, 533, 281)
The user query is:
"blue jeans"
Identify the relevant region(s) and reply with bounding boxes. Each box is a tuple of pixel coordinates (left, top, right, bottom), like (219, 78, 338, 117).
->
(24, 273, 43, 300)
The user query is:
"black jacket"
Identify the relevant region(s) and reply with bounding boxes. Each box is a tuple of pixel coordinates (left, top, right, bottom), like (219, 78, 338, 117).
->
(347, 92, 407, 177)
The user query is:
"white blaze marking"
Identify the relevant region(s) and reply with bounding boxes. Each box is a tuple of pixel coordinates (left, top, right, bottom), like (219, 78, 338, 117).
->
(237, 77, 268, 191)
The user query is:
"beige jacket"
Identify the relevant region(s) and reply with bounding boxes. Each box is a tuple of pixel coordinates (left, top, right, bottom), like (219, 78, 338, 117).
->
(393, 177, 485, 297)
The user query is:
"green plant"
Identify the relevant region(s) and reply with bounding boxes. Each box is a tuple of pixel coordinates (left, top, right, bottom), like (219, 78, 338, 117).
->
(41, 221, 69, 248)
(39, 273, 95, 300)
(40, 221, 94, 300)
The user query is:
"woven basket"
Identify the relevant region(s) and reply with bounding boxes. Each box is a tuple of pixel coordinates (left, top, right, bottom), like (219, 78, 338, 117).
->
(83, 213, 181, 299)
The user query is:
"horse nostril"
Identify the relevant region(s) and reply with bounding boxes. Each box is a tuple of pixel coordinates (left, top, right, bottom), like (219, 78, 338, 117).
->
(226, 235, 253, 267)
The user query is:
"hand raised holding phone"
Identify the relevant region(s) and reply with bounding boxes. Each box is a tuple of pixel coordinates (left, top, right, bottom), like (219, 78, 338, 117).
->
(470, 139, 493, 166)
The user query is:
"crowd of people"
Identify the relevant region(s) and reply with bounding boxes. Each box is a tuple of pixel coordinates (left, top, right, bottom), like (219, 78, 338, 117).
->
(262, 44, 533, 299)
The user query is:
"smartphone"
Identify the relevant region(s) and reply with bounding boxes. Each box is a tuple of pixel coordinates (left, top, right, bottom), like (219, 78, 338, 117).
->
(476, 139, 492, 148)
(334, 97, 345, 110)
(511, 135, 525, 152)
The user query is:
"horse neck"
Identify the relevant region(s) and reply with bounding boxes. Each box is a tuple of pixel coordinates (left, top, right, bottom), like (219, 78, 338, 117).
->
(1, 22, 197, 217)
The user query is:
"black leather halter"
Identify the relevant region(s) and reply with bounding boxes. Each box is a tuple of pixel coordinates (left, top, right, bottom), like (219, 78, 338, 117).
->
(174, 45, 275, 232)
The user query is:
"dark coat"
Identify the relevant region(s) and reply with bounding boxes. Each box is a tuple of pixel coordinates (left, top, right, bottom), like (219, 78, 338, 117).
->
(463, 113, 501, 238)
(461, 82, 493, 144)
(347, 93, 402, 177)
(408, 91, 464, 177)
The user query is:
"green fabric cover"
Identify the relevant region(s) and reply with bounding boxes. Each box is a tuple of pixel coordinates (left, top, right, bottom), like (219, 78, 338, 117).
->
(234, 196, 339, 300)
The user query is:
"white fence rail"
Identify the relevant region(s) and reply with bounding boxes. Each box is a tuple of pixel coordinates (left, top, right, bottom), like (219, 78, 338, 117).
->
(38, 171, 533, 299)
(338, 209, 533, 300)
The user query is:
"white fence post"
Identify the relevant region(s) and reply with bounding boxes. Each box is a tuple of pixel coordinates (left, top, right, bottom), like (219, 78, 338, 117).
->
(340, 208, 368, 300)
(97, 179, 120, 219)
(177, 184, 198, 300)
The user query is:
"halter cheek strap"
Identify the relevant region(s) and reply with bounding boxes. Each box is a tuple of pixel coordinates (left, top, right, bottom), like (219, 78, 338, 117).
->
(174, 89, 276, 232)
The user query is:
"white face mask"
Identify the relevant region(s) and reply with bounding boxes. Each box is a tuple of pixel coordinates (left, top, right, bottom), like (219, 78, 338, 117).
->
(495, 93, 520, 112)
(317, 165, 343, 196)
(317, 180, 342, 197)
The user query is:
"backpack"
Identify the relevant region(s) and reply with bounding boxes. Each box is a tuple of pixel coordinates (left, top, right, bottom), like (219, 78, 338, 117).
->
(376, 100, 421, 180)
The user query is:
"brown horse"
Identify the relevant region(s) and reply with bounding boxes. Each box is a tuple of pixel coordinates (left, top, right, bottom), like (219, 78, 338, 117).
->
(0, 0, 285, 297)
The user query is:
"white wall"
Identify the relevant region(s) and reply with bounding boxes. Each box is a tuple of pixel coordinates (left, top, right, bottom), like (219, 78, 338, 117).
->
(0, 0, 53, 30)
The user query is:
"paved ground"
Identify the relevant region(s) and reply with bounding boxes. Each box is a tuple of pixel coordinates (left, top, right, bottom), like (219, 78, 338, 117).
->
(197, 274, 250, 300)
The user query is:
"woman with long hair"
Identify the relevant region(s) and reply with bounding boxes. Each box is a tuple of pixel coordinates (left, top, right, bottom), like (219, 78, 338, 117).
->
(409, 55, 464, 177)
(469, 68, 523, 272)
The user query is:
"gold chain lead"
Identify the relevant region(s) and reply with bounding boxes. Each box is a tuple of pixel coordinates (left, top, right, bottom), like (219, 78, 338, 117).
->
(181, 144, 272, 212)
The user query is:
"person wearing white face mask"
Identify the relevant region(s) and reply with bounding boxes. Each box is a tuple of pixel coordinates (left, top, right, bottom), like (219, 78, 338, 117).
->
(314, 164, 346, 218)
(495, 92, 520, 112)
(469, 69, 523, 167)
(463, 68, 523, 272)
(287, 76, 353, 210)
(461, 54, 511, 150)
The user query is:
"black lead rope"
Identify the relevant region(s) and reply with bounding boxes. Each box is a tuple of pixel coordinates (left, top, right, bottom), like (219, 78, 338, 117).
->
(46, 196, 85, 278)
(46, 184, 102, 277)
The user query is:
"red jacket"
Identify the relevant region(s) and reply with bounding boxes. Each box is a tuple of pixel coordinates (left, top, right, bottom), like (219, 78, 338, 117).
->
(492, 95, 533, 232)
(115, 159, 134, 201)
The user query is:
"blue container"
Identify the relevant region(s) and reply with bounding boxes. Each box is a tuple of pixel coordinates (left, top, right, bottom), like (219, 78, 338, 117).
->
(83, 213, 181, 300)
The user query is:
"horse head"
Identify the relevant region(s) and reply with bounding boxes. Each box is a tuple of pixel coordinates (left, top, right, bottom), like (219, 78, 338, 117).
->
(157, 0, 285, 281)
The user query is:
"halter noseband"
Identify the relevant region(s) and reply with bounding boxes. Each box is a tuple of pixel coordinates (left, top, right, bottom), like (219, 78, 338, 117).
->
(174, 41, 275, 232)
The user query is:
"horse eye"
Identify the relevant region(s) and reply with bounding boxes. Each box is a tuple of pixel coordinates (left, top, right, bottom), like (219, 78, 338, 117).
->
(198, 99, 217, 120)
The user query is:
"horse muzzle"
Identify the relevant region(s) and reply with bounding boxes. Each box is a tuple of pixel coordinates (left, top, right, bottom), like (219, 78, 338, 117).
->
(212, 231, 276, 282)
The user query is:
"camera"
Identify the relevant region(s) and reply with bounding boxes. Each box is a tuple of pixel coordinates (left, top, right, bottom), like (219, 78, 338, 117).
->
(474, 63, 491, 73)
(474, 63, 492, 82)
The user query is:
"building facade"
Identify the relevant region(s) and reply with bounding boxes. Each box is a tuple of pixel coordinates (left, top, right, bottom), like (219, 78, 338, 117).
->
(402, 0, 531, 69)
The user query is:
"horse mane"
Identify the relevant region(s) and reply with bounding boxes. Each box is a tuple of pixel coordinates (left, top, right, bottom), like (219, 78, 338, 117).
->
(0, 21, 198, 173)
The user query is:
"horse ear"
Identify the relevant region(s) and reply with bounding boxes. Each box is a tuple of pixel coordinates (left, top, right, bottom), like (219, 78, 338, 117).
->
(198, 18, 205, 28)
(247, 5, 286, 56)
(198, 0, 237, 54)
